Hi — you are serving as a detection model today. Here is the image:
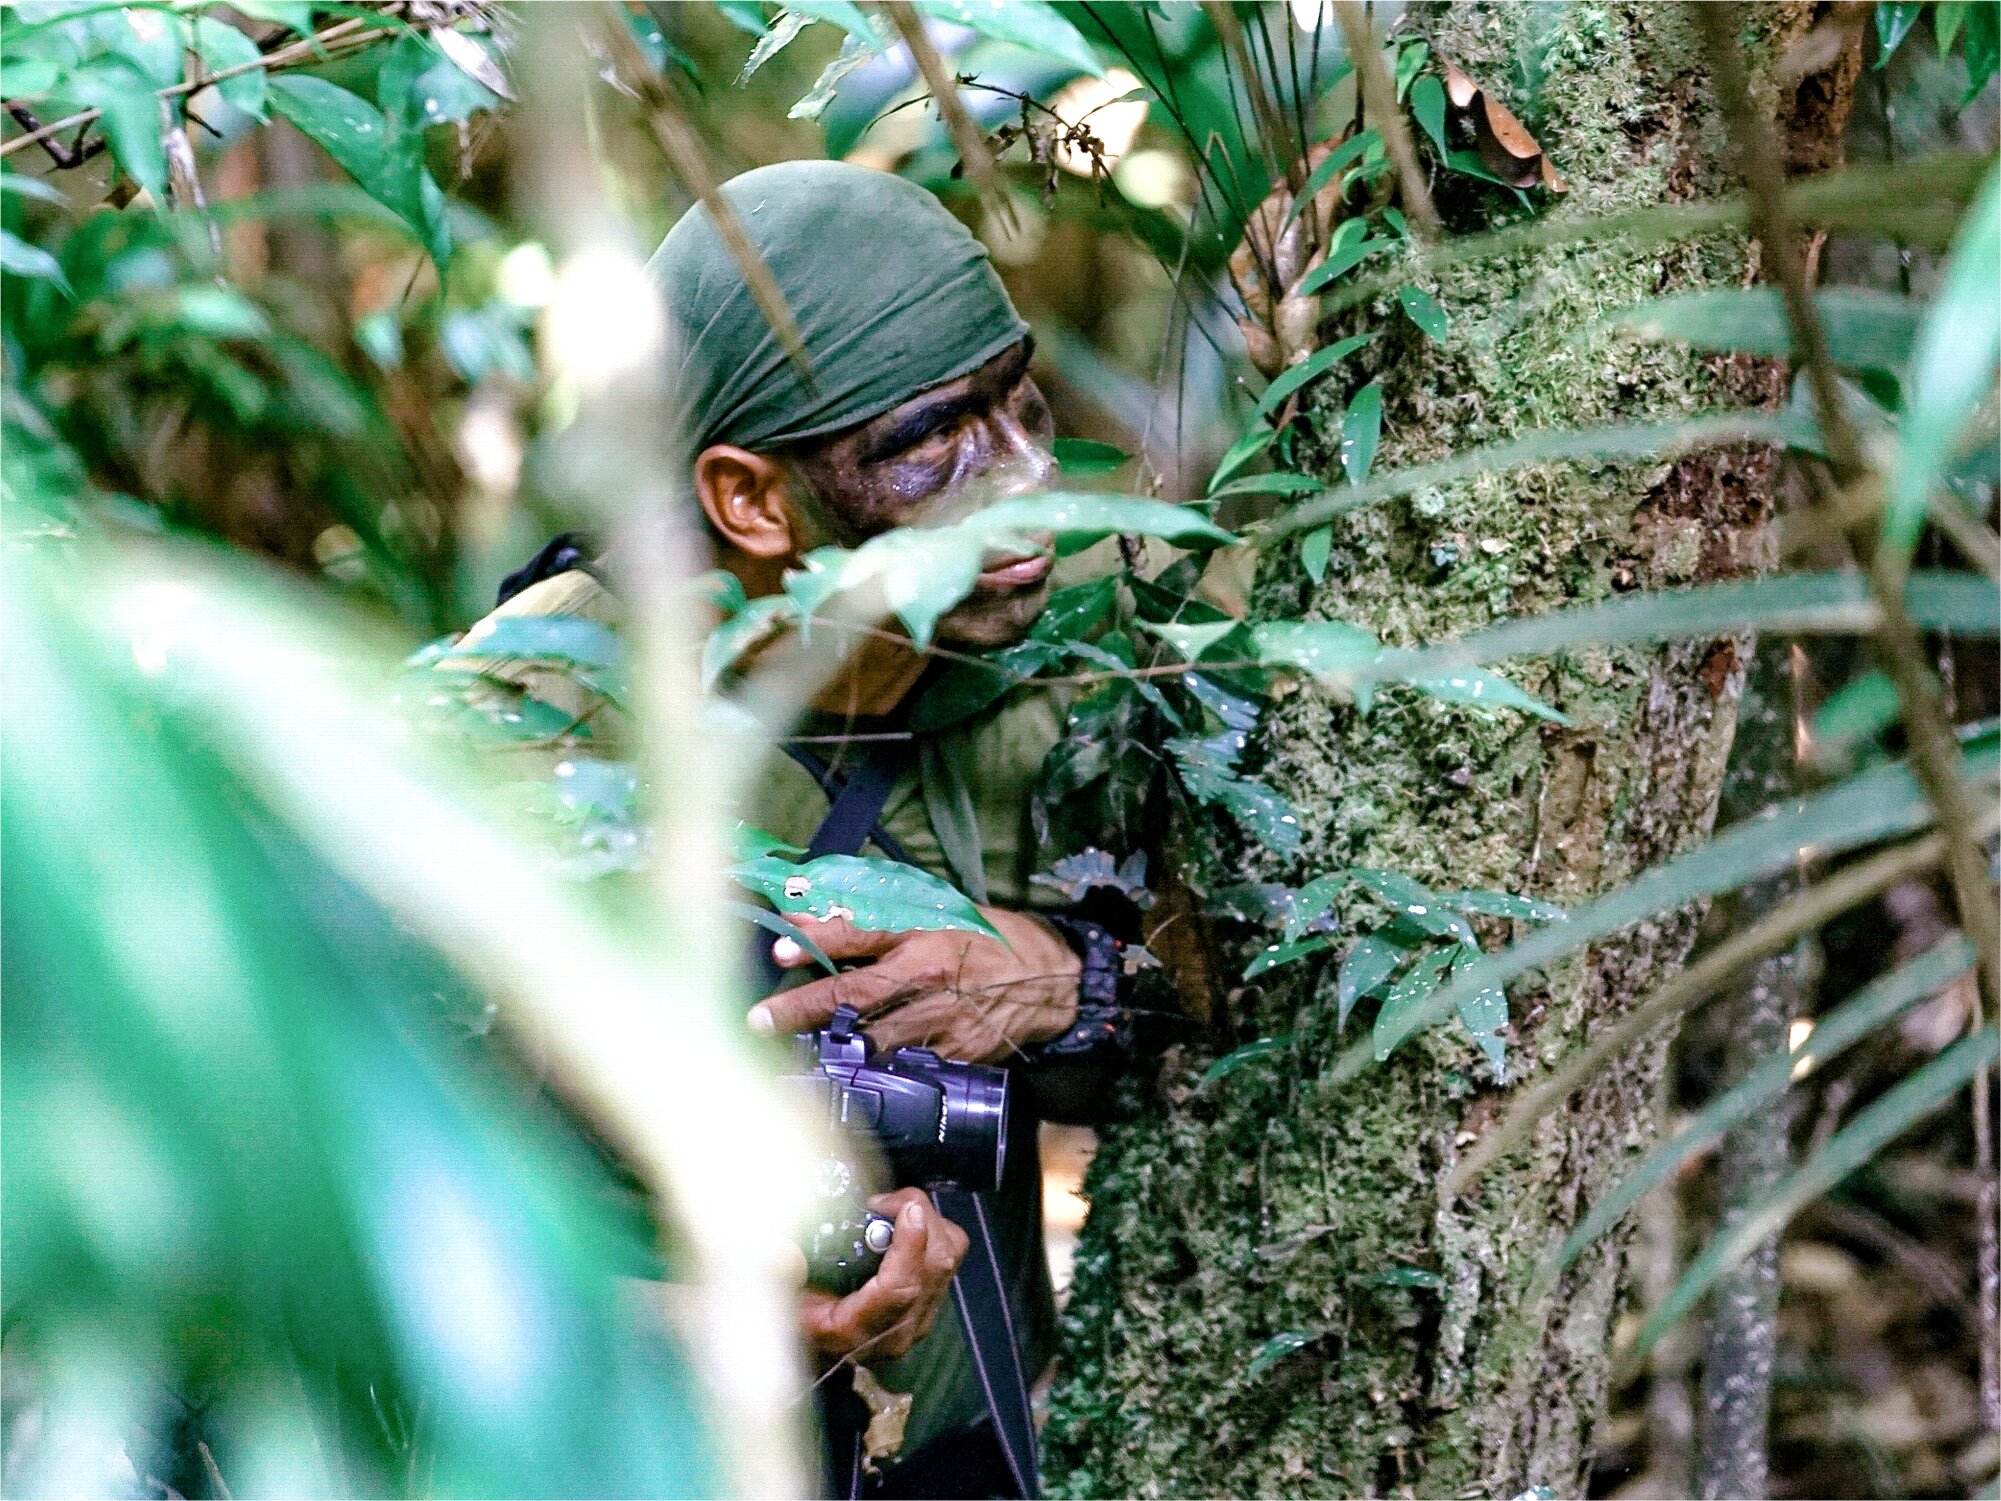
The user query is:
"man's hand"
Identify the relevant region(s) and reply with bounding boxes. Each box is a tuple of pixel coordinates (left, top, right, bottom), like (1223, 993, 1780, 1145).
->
(799, 1188, 969, 1365)
(748, 907, 1081, 1064)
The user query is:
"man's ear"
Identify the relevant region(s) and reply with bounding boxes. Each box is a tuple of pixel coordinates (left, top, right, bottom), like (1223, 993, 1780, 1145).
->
(693, 444, 798, 561)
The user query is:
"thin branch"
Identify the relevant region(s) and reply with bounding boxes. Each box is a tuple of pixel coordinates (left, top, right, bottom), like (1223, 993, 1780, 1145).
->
(593, 3, 812, 381)
(1, 16, 381, 161)
(1329, 1, 1437, 239)
(879, 1, 1015, 232)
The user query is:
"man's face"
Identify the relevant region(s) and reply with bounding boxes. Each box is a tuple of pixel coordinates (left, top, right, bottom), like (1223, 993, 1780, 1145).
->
(782, 339, 1058, 651)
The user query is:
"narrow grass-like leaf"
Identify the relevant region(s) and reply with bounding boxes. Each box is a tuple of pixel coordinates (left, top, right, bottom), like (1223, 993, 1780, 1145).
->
(1209, 471, 1327, 500)
(731, 902, 835, 973)
(1258, 411, 1806, 544)
(1248, 1329, 1317, 1379)
(1811, 670, 1902, 767)
(1372, 944, 1455, 1060)
(1053, 437, 1133, 476)
(1341, 383, 1383, 485)
(1631, 1024, 1999, 1362)
(1208, 424, 1276, 494)
(1436, 889, 1569, 923)
(1349, 867, 1477, 945)
(1330, 735, 2001, 1084)
(1360, 570, 2000, 688)
(1244, 936, 1332, 979)
(1283, 130, 1380, 225)
(1199, 1034, 1296, 1088)
(1557, 938, 1974, 1272)
(1889, 162, 2000, 566)
(1338, 934, 1407, 1028)
(1252, 334, 1375, 423)
(1609, 287, 1923, 377)
(1397, 286, 1448, 341)
(1403, 666, 1568, 723)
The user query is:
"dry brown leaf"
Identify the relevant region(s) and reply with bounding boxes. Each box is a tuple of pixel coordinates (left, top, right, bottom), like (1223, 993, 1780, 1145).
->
(1437, 55, 1567, 195)
(1228, 135, 1356, 377)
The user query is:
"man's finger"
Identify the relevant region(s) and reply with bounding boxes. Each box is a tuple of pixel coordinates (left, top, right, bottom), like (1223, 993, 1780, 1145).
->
(750, 963, 909, 1037)
(835, 1196, 933, 1339)
(772, 915, 906, 968)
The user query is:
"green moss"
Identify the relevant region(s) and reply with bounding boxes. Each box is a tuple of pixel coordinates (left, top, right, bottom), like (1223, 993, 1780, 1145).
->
(1046, 3, 1806, 1495)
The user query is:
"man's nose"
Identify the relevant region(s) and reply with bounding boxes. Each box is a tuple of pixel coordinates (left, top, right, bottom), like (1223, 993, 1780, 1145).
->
(989, 412, 1056, 486)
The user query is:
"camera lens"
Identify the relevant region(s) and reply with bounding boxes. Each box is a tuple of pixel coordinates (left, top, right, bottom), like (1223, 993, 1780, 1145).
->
(936, 1059, 1009, 1191)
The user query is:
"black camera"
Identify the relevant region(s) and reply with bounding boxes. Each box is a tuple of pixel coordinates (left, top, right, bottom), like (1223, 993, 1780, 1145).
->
(787, 1004, 1010, 1294)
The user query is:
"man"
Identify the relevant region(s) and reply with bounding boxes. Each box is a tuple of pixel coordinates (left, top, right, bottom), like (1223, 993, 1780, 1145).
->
(439, 161, 1130, 1499)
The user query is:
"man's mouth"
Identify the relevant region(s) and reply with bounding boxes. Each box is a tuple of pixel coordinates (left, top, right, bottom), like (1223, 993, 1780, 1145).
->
(975, 550, 1055, 589)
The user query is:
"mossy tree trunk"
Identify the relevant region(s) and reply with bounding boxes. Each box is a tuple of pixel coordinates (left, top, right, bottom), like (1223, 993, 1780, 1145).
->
(1046, 5, 1854, 1496)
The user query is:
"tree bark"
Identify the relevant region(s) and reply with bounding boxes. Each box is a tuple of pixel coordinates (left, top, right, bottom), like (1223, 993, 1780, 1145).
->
(1045, 5, 1854, 1495)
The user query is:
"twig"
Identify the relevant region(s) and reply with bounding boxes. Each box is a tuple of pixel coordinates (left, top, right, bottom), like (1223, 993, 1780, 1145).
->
(1202, 1, 1305, 199)
(1, 16, 381, 161)
(5, 103, 106, 168)
(1443, 829, 1956, 1200)
(592, 3, 812, 381)
(1328, 1, 1437, 240)
(879, 1, 1015, 232)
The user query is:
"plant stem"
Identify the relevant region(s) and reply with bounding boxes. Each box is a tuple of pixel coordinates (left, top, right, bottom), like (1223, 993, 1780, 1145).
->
(1328, 1, 1437, 239)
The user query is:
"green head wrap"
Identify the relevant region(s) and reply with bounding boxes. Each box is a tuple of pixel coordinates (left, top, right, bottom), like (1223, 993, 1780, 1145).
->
(648, 160, 1029, 455)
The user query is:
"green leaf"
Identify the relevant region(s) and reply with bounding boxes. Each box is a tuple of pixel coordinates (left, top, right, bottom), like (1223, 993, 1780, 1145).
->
(1435, 889, 1568, 923)
(791, 29, 874, 121)
(974, 492, 1236, 551)
(1401, 666, 1569, 724)
(1889, 163, 2000, 566)
(1369, 1265, 1444, 1290)
(1243, 936, 1332, 979)
(1409, 73, 1448, 158)
(909, 0, 1104, 77)
(1, 54, 60, 100)
(917, 731, 989, 903)
(452, 615, 622, 672)
(1053, 437, 1133, 476)
(1250, 620, 1381, 683)
(269, 74, 451, 268)
(732, 852, 999, 936)
(1138, 618, 1242, 662)
(1361, 571, 2001, 692)
(1610, 287, 1923, 377)
(228, 0, 313, 36)
(1300, 525, 1333, 584)
(1965, 2, 1998, 97)
(1394, 40, 1430, 100)
(731, 902, 835, 973)
(702, 594, 795, 685)
(1332, 734, 2001, 1085)
(1032, 575, 1119, 643)
(1632, 1023, 1999, 1363)
(1208, 471, 1325, 500)
(1340, 383, 1383, 486)
(1348, 867, 1477, 946)
(1396, 285, 1448, 341)
(1199, 1034, 1295, 1087)
(1208, 422, 1277, 494)
(1282, 130, 1379, 225)
(1336, 933, 1406, 1028)
(737, 9, 810, 81)
(192, 15, 267, 120)
(0, 172, 67, 205)
(1557, 939, 1974, 1273)
(1812, 670, 1901, 766)
(1169, 735, 1305, 855)
(1454, 959, 1509, 1082)
(1298, 233, 1395, 296)
(1252, 333, 1375, 423)
(1247, 1329, 1316, 1380)
(1874, 1, 1925, 64)
(1371, 944, 1456, 1060)
(64, 56, 167, 202)
(781, 1, 887, 50)
(1936, 1, 1969, 53)
(0, 228, 70, 292)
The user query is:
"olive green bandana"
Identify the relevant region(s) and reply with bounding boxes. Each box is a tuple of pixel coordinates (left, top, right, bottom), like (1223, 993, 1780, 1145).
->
(647, 160, 1030, 456)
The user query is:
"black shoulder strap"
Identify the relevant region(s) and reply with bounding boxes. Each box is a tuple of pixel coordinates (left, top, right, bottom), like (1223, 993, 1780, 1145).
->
(763, 741, 1039, 1501)
(495, 532, 601, 608)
